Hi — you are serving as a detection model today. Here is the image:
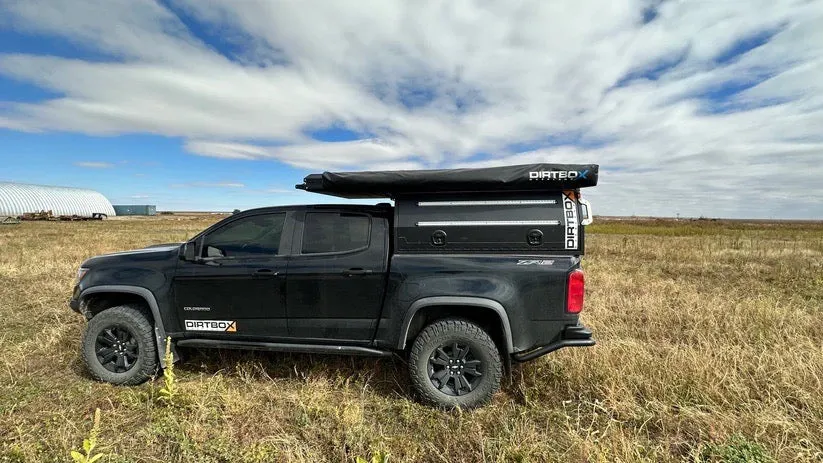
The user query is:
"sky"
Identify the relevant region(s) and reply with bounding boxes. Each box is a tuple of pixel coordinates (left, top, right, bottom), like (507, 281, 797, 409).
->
(0, 0, 821, 218)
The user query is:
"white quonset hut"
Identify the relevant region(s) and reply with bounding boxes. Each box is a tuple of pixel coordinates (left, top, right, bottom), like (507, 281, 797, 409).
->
(0, 182, 116, 218)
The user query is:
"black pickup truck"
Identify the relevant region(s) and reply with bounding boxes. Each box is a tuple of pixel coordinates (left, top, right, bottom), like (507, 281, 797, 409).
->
(70, 163, 598, 408)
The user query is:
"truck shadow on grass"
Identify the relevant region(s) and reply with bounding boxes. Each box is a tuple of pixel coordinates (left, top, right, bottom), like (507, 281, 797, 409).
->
(173, 347, 414, 399)
(169, 349, 571, 406)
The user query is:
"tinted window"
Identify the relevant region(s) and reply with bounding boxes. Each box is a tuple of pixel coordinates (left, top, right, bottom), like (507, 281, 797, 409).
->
(203, 213, 286, 257)
(302, 213, 370, 254)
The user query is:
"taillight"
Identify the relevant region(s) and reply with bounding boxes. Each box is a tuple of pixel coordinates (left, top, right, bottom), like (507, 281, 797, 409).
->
(566, 269, 584, 314)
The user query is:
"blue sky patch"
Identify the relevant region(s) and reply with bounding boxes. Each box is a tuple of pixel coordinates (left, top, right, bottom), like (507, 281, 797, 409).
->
(0, 75, 61, 102)
(156, 0, 289, 67)
(612, 46, 690, 88)
(713, 25, 786, 66)
(397, 79, 439, 109)
(695, 75, 774, 102)
(641, 1, 663, 25)
(0, 29, 116, 63)
(306, 126, 364, 142)
(505, 132, 609, 154)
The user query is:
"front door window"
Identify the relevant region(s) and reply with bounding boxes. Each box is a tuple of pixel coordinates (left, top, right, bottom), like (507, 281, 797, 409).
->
(202, 213, 285, 258)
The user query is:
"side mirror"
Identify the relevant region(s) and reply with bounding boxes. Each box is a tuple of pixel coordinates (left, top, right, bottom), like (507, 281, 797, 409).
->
(182, 241, 198, 261)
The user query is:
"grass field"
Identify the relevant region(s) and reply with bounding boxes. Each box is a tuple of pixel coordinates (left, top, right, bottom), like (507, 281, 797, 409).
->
(0, 217, 821, 462)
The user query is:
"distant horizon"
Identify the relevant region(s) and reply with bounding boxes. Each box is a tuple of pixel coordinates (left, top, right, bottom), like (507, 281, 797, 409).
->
(145, 209, 823, 223)
(2, 176, 820, 221)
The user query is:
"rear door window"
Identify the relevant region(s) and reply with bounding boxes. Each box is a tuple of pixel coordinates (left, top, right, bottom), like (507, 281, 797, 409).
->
(302, 212, 370, 254)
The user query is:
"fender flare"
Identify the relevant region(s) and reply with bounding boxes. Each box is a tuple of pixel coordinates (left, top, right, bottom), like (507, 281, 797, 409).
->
(397, 296, 514, 353)
(79, 285, 171, 367)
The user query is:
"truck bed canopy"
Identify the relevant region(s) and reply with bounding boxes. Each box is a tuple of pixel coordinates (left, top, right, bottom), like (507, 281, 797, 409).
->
(296, 163, 599, 198)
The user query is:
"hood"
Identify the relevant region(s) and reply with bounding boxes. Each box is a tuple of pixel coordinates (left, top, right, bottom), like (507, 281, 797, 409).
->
(82, 244, 182, 268)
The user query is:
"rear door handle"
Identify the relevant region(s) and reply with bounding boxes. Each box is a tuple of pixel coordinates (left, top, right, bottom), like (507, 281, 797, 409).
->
(343, 268, 373, 276)
(252, 268, 279, 278)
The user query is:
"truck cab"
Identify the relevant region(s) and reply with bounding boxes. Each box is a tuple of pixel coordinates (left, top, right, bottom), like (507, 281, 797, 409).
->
(174, 204, 392, 343)
(70, 163, 598, 408)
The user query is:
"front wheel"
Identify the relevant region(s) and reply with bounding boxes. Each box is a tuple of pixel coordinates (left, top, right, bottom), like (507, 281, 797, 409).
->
(81, 305, 158, 385)
(408, 319, 503, 409)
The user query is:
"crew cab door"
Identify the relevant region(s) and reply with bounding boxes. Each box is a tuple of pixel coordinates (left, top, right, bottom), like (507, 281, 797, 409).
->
(173, 211, 292, 339)
(286, 210, 389, 343)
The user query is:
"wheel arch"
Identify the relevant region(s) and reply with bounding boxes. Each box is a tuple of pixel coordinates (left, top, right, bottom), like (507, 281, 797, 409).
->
(398, 296, 514, 354)
(79, 285, 171, 367)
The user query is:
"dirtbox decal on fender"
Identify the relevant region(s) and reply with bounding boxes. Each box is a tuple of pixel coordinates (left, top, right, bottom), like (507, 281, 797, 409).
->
(185, 320, 237, 332)
(562, 191, 579, 250)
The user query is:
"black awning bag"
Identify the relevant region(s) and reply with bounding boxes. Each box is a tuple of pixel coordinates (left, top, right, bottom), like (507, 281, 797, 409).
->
(297, 163, 599, 198)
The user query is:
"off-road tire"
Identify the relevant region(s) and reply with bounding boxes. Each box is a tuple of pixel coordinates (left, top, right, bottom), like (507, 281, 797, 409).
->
(409, 318, 503, 409)
(81, 304, 158, 385)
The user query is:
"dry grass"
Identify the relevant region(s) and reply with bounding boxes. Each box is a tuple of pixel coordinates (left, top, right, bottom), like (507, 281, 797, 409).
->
(0, 217, 821, 462)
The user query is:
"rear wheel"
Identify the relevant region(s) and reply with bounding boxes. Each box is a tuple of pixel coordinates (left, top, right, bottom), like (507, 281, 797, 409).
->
(409, 319, 503, 408)
(81, 305, 157, 385)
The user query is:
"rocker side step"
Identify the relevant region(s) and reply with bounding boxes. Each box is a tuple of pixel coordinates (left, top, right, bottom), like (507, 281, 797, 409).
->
(176, 339, 394, 357)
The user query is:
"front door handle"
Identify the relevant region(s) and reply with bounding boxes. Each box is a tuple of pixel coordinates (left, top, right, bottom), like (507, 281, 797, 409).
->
(252, 268, 279, 279)
(343, 268, 373, 276)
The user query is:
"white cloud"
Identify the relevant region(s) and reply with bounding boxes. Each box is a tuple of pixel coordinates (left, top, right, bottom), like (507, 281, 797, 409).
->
(1, 0, 823, 217)
(185, 139, 410, 169)
(74, 161, 114, 168)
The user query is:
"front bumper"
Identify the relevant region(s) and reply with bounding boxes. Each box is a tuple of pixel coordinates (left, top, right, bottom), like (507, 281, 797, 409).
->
(69, 287, 80, 312)
(511, 324, 595, 362)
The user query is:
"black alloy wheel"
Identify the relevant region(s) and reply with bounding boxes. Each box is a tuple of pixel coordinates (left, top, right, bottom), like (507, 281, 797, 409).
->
(409, 318, 503, 408)
(428, 341, 483, 396)
(82, 304, 158, 385)
(95, 325, 139, 373)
